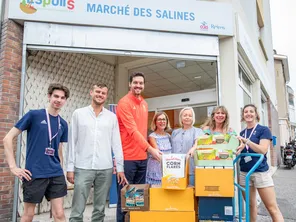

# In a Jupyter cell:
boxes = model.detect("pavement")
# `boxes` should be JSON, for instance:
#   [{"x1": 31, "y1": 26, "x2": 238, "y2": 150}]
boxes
[
  {"x1": 32, "y1": 165, "x2": 296, "y2": 222},
  {"x1": 257, "y1": 165, "x2": 296, "y2": 222}
]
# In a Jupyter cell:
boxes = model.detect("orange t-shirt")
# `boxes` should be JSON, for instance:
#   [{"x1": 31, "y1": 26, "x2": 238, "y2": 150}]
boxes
[{"x1": 116, "y1": 92, "x2": 149, "y2": 160}]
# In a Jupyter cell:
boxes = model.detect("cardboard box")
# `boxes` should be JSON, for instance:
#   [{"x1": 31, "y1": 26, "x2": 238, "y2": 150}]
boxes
[
  {"x1": 194, "y1": 136, "x2": 239, "y2": 167},
  {"x1": 198, "y1": 197, "x2": 234, "y2": 221},
  {"x1": 130, "y1": 211, "x2": 196, "y2": 222},
  {"x1": 162, "y1": 154, "x2": 186, "y2": 178},
  {"x1": 124, "y1": 212, "x2": 130, "y2": 222},
  {"x1": 150, "y1": 186, "x2": 195, "y2": 211},
  {"x1": 121, "y1": 184, "x2": 150, "y2": 211},
  {"x1": 195, "y1": 168, "x2": 234, "y2": 197},
  {"x1": 162, "y1": 156, "x2": 189, "y2": 190}
]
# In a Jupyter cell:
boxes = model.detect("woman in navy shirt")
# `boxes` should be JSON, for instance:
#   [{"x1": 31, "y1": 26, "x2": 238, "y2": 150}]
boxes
[{"x1": 237, "y1": 104, "x2": 283, "y2": 222}]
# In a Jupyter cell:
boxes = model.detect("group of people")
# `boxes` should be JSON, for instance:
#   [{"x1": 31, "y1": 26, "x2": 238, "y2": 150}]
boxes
[{"x1": 3, "y1": 72, "x2": 283, "y2": 222}]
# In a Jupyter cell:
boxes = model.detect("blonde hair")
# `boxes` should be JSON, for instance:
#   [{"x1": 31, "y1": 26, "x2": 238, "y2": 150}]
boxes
[
  {"x1": 202, "y1": 106, "x2": 229, "y2": 133},
  {"x1": 241, "y1": 104, "x2": 260, "y2": 122},
  {"x1": 179, "y1": 107, "x2": 195, "y2": 128},
  {"x1": 151, "y1": 112, "x2": 171, "y2": 131}
]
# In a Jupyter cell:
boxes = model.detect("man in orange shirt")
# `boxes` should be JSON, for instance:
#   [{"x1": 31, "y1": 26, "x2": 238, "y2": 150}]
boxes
[{"x1": 116, "y1": 72, "x2": 161, "y2": 222}]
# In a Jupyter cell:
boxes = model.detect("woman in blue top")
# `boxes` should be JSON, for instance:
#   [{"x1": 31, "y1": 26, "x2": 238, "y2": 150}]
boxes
[
  {"x1": 237, "y1": 104, "x2": 283, "y2": 222},
  {"x1": 146, "y1": 111, "x2": 172, "y2": 185},
  {"x1": 171, "y1": 107, "x2": 204, "y2": 186}
]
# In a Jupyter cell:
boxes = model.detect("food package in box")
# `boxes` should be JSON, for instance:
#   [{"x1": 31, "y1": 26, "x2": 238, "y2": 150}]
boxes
[
  {"x1": 121, "y1": 184, "x2": 150, "y2": 211},
  {"x1": 197, "y1": 135, "x2": 213, "y2": 145},
  {"x1": 162, "y1": 154, "x2": 186, "y2": 178},
  {"x1": 197, "y1": 148, "x2": 217, "y2": 160},
  {"x1": 194, "y1": 136, "x2": 239, "y2": 167}
]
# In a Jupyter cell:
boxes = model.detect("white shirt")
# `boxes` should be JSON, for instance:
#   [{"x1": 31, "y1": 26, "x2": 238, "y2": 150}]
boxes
[{"x1": 66, "y1": 106, "x2": 124, "y2": 172}]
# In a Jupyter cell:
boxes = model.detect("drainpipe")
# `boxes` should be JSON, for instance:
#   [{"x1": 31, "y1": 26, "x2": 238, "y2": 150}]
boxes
[
  {"x1": 12, "y1": 43, "x2": 27, "y2": 222},
  {"x1": 0, "y1": 0, "x2": 5, "y2": 41}
]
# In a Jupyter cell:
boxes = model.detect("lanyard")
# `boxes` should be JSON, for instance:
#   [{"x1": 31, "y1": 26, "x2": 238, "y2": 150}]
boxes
[
  {"x1": 46, "y1": 109, "x2": 60, "y2": 147},
  {"x1": 244, "y1": 124, "x2": 258, "y2": 151}
]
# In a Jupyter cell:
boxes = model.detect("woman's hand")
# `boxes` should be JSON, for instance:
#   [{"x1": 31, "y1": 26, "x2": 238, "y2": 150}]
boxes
[
  {"x1": 236, "y1": 137, "x2": 246, "y2": 155},
  {"x1": 187, "y1": 146, "x2": 197, "y2": 157}
]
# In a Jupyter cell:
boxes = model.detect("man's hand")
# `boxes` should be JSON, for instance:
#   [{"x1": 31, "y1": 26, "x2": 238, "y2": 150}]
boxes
[
  {"x1": 10, "y1": 167, "x2": 32, "y2": 181},
  {"x1": 117, "y1": 172, "x2": 129, "y2": 186},
  {"x1": 67, "y1": 172, "x2": 75, "y2": 184},
  {"x1": 148, "y1": 147, "x2": 162, "y2": 162}
]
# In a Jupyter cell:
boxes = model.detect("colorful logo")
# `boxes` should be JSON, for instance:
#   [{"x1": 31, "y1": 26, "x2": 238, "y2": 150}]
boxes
[
  {"x1": 200, "y1": 21, "x2": 208, "y2": 31},
  {"x1": 20, "y1": 0, "x2": 75, "y2": 14}
]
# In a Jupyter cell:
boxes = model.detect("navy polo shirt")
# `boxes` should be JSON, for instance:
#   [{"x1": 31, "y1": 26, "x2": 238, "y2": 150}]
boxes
[
  {"x1": 239, "y1": 124, "x2": 272, "y2": 173},
  {"x1": 15, "y1": 109, "x2": 68, "y2": 178}
]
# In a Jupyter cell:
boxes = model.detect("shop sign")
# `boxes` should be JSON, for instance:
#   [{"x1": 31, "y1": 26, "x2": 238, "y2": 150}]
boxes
[{"x1": 9, "y1": 0, "x2": 234, "y2": 36}]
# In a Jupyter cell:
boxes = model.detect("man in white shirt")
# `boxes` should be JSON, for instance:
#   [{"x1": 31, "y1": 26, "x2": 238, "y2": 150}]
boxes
[{"x1": 66, "y1": 83, "x2": 127, "y2": 222}]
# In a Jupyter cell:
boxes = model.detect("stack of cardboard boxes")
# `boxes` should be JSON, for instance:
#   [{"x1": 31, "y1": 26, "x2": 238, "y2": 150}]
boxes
[
  {"x1": 121, "y1": 136, "x2": 239, "y2": 222},
  {"x1": 194, "y1": 135, "x2": 239, "y2": 221},
  {"x1": 122, "y1": 154, "x2": 197, "y2": 222}
]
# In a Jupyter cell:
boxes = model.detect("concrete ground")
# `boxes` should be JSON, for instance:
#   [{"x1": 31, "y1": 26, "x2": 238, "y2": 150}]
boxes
[
  {"x1": 257, "y1": 165, "x2": 296, "y2": 222},
  {"x1": 32, "y1": 165, "x2": 296, "y2": 222},
  {"x1": 33, "y1": 204, "x2": 116, "y2": 222}
]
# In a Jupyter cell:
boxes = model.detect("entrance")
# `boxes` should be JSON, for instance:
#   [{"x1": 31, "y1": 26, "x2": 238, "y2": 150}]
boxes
[{"x1": 15, "y1": 22, "x2": 221, "y2": 215}]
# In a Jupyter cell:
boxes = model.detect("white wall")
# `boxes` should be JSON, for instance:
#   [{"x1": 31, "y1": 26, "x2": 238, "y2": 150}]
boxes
[{"x1": 235, "y1": 0, "x2": 277, "y2": 105}]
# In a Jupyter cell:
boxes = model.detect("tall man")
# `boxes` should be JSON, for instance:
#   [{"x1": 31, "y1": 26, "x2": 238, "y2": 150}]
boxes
[
  {"x1": 66, "y1": 83, "x2": 127, "y2": 222},
  {"x1": 3, "y1": 83, "x2": 70, "y2": 222},
  {"x1": 116, "y1": 72, "x2": 162, "y2": 222}
]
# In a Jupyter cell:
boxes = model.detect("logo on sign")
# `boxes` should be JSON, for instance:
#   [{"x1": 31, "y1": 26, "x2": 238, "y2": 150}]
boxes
[
  {"x1": 200, "y1": 21, "x2": 208, "y2": 31},
  {"x1": 19, "y1": 0, "x2": 75, "y2": 14}
]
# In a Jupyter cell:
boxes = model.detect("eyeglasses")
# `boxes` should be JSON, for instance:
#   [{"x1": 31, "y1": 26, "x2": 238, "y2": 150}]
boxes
[{"x1": 157, "y1": 118, "x2": 167, "y2": 122}]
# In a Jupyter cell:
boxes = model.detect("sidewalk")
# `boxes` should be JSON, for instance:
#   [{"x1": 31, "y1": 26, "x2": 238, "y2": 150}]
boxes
[
  {"x1": 257, "y1": 165, "x2": 296, "y2": 222},
  {"x1": 33, "y1": 203, "x2": 116, "y2": 222}
]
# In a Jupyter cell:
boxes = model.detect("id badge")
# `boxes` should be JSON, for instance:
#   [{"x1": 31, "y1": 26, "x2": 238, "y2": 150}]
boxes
[
  {"x1": 45, "y1": 147, "x2": 55, "y2": 156},
  {"x1": 244, "y1": 156, "x2": 252, "y2": 163}
]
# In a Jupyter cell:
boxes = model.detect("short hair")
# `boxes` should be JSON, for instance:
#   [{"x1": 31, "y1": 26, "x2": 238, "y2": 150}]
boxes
[
  {"x1": 202, "y1": 106, "x2": 230, "y2": 133},
  {"x1": 48, "y1": 83, "x2": 70, "y2": 99},
  {"x1": 91, "y1": 83, "x2": 108, "y2": 90},
  {"x1": 241, "y1": 104, "x2": 260, "y2": 122},
  {"x1": 179, "y1": 107, "x2": 195, "y2": 128},
  {"x1": 150, "y1": 111, "x2": 171, "y2": 131},
  {"x1": 129, "y1": 72, "x2": 145, "y2": 83}
]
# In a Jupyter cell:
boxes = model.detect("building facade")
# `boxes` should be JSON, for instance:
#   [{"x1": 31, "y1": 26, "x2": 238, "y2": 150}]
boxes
[
  {"x1": 0, "y1": 0, "x2": 281, "y2": 221},
  {"x1": 274, "y1": 53, "x2": 296, "y2": 146},
  {"x1": 287, "y1": 85, "x2": 296, "y2": 140},
  {"x1": 274, "y1": 53, "x2": 290, "y2": 146}
]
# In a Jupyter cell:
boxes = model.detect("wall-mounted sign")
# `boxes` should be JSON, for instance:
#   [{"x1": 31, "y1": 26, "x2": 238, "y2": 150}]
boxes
[{"x1": 9, "y1": 0, "x2": 234, "y2": 36}]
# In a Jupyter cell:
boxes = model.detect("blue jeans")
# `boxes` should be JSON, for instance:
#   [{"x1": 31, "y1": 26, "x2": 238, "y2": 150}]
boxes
[
  {"x1": 189, "y1": 174, "x2": 195, "y2": 186},
  {"x1": 116, "y1": 159, "x2": 147, "y2": 222}
]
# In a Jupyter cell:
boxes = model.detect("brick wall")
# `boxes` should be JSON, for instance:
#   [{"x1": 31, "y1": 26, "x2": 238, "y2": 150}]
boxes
[{"x1": 0, "y1": 20, "x2": 23, "y2": 222}]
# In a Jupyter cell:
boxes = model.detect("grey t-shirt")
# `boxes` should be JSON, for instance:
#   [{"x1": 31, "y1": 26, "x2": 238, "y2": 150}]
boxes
[{"x1": 171, "y1": 127, "x2": 204, "y2": 175}]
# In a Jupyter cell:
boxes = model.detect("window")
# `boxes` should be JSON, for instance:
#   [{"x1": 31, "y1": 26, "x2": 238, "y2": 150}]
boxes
[
  {"x1": 256, "y1": 0, "x2": 268, "y2": 60},
  {"x1": 238, "y1": 67, "x2": 252, "y2": 107},
  {"x1": 239, "y1": 66, "x2": 252, "y2": 129},
  {"x1": 261, "y1": 98, "x2": 268, "y2": 126},
  {"x1": 288, "y1": 93, "x2": 294, "y2": 106}
]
